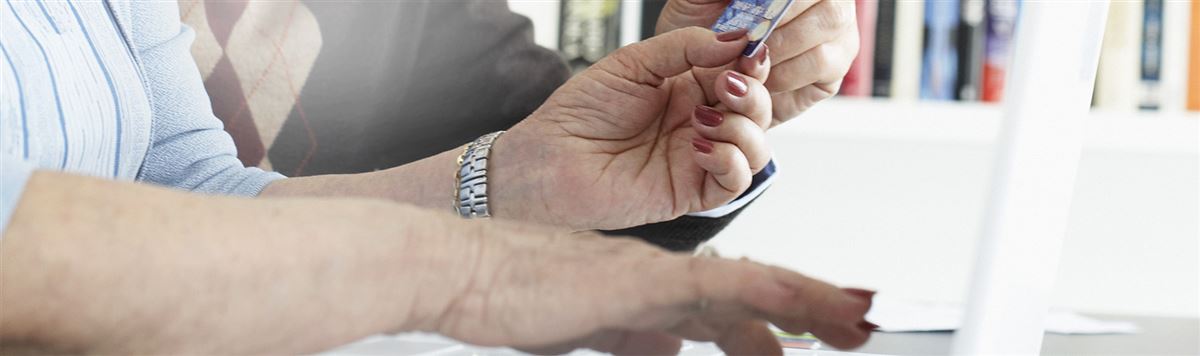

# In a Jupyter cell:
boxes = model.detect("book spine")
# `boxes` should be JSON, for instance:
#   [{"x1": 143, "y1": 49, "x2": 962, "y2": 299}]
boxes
[
  {"x1": 891, "y1": 0, "x2": 924, "y2": 101},
  {"x1": 981, "y1": 0, "x2": 1019, "y2": 103},
  {"x1": 956, "y1": 0, "x2": 986, "y2": 101},
  {"x1": 1159, "y1": 0, "x2": 1191, "y2": 111},
  {"x1": 920, "y1": 0, "x2": 960, "y2": 100},
  {"x1": 841, "y1": 0, "x2": 877, "y2": 96},
  {"x1": 1138, "y1": 0, "x2": 1164, "y2": 111},
  {"x1": 872, "y1": 0, "x2": 897, "y2": 97},
  {"x1": 1189, "y1": 0, "x2": 1200, "y2": 111},
  {"x1": 1094, "y1": 0, "x2": 1143, "y2": 111}
]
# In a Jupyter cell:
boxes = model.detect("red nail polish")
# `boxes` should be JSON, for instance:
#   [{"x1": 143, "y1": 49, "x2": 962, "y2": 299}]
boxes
[
  {"x1": 692, "y1": 138, "x2": 714, "y2": 154},
  {"x1": 858, "y1": 321, "x2": 880, "y2": 331},
  {"x1": 842, "y1": 288, "x2": 877, "y2": 300},
  {"x1": 726, "y1": 72, "x2": 748, "y2": 97},
  {"x1": 716, "y1": 29, "x2": 748, "y2": 42},
  {"x1": 757, "y1": 45, "x2": 770, "y2": 65},
  {"x1": 694, "y1": 106, "x2": 724, "y2": 127}
]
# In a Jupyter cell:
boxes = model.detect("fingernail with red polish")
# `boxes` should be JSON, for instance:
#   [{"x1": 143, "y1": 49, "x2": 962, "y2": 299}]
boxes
[
  {"x1": 842, "y1": 288, "x2": 877, "y2": 301},
  {"x1": 726, "y1": 72, "x2": 748, "y2": 97},
  {"x1": 692, "y1": 137, "x2": 714, "y2": 154},
  {"x1": 858, "y1": 321, "x2": 881, "y2": 331},
  {"x1": 694, "y1": 106, "x2": 724, "y2": 127},
  {"x1": 716, "y1": 28, "x2": 748, "y2": 42},
  {"x1": 757, "y1": 45, "x2": 770, "y2": 65}
]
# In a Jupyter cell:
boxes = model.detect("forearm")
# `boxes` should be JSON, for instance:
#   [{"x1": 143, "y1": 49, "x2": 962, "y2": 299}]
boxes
[
  {"x1": 259, "y1": 129, "x2": 560, "y2": 228},
  {"x1": 260, "y1": 148, "x2": 460, "y2": 215},
  {"x1": 0, "y1": 171, "x2": 479, "y2": 353}
]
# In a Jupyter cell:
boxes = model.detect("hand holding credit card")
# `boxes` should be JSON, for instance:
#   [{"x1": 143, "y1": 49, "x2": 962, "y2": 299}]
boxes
[{"x1": 712, "y1": 0, "x2": 797, "y2": 57}]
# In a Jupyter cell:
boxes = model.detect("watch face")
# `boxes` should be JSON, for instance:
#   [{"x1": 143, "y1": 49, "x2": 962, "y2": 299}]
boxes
[{"x1": 712, "y1": 0, "x2": 796, "y2": 56}]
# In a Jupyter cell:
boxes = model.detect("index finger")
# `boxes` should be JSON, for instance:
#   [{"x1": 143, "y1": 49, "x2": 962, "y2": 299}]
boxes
[{"x1": 648, "y1": 256, "x2": 873, "y2": 348}]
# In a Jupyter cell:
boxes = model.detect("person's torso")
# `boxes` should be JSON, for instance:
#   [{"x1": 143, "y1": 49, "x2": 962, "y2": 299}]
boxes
[{"x1": 0, "y1": 0, "x2": 151, "y2": 180}]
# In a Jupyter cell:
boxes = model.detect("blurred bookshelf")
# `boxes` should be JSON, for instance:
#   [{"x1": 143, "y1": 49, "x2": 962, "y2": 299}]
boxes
[{"x1": 509, "y1": 0, "x2": 1199, "y2": 151}]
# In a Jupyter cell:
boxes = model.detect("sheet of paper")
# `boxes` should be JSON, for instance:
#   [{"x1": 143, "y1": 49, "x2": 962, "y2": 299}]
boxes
[{"x1": 865, "y1": 294, "x2": 1140, "y2": 335}]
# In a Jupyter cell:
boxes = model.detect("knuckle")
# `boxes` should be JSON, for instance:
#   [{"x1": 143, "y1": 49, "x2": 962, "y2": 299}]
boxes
[
  {"x1": 810, "y1": 43, "x2": 837, "y2": 68},
  {"x1": 817, "y1": 0, "x2": 851, "y2": 32},
  {"x1": 680, "y1": 25, "x2": 712, "y2": 39},
  {"x1": 608, "y1": 46, "x2": 645, "y2": 74}
]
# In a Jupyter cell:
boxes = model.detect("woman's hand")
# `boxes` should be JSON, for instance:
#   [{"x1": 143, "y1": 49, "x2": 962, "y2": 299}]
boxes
[
  {"x1": 434, "y1": 225, "x2": 875, "y2": 355},
  {"x1": 656, "y1": 0, "x2": 860, "y2": 126},
  {"x1": 491, "y1": 27, "x2": 774, "y2": 230}
]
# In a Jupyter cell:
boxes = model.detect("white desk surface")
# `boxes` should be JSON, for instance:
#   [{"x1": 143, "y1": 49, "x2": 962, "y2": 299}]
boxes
[{"x1": 322, "y1": 315, "x2": 1198, "y2": 356}]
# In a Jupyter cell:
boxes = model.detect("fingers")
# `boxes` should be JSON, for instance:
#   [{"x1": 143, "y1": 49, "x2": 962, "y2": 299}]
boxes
[
  {"x1": 736, "y1": 44, "x2": 772, "y2": 82},
  {"x1": 763, "y1": 0, "x2": 856, "y2": 65},
  {"x1": 691, "y1": 138, "x2": 753, "y2": 206},
  {"x1": 766, "y1": 39, "x2": 857, "y2": 94},
  {"x1": 594, "y1": 330, "x2": 684, "y2": 356},
  {"x1": 769, "y1": 81, "x2": 841, "y2": 127},
  {"x1": 714, "y1": 320, "x2": 783, "y2": 356},
  {"x1": 693, "y1": 43, "x2": 771, "y2": 107},
  {"x1": 715, "y1": 70, "x2": 773, "y2": 129},
  {"x1": 691, "y1": 106, "x2": 770, "y2": 173},
  {"x1": 759, "y1": 266, "x2": 875, "y2": 349},
  {"x1": 599, "y1": 26, "x2": 749, "y2": 87},
  {"x1": 663, "y1": 257, "x2": 875, "y2": 349}
]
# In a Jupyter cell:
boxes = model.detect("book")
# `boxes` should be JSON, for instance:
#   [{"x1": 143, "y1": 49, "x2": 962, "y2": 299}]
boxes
[
  {"x1": 1159, "y1": 0, "x2": 1191, "y2": 111},
  {"x1": 890, "y1": 0, "x2": 924, "y2": 101},
  {"x1": 1138, "y1": 0, "x2": 1164, "y2": 111},
  {"x1": 1093, "y1": 0, "x2": 1143, "y2": 110},
  {"x1": 920, "y1": 0, "x2": 960, "y2": 100},
  {"x1": 1189, "y1": 0, "x2": 1200, "y2": 111},
  {"x1": 956, "y1": 0, "x2": 986, "y2": 101},
  {"x1": 841, "y1": 0, "x2": 877, "y2": 96},
  {"x1": 872, "y1": 0, "x2": 897, "y2": 97},
  {"x1": 559, "y1": 0, "x2": 622, "y2": 74},
  {"x1": 981, "y1": 0, "x2": 1019, "y2": 103}
]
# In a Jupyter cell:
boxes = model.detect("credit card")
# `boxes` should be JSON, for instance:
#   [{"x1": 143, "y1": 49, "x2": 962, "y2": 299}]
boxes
[{"x1": 711, "y1": 0, "x2": 796, "y2": 56}]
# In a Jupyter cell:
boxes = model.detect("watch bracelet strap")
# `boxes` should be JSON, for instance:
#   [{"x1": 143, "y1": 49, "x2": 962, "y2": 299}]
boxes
[{"x1": 455, "y1": 131, "x2": 504, "y2": 218}]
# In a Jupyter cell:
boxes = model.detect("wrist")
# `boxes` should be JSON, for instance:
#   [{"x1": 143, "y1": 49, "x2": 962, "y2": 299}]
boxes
[
  {"x1": 482, "y1": 125, "x2": 566, "y2": 228},
  {"x1": 386, "y1": 204, "x2": 490, "y2": 333}
]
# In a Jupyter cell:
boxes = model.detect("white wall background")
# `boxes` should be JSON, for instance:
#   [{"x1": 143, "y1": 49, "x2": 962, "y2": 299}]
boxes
[{"x1": 708, "y1": 102, "x2": 1200, "y2": 319}]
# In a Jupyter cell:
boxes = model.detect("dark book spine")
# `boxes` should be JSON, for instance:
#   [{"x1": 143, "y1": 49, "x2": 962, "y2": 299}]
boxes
[
  {"x1": 1139, "y1": 0, "x2": 1164, "y2": 111},
  {"x1": 872, "y1": 0, "x2": 897, "y2": 97},
  {"x1": 955, "y1": 0, "x2": 986, "y2": 101},
  {"x1": 641, "y1": 0, "x2": 667, "y2": 41}
]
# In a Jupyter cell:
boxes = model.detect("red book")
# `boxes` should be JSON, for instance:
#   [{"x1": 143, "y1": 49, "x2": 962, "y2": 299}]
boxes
[
  {"x1": 840, "y1": 0, "x2": 877, "y2": 96},
  {"x1": 1189, "y1": 0, "x2": 1200, "y2": 111},
  {"x1": 982, "y1": 0, "x2": 1019, "y2": 103}
]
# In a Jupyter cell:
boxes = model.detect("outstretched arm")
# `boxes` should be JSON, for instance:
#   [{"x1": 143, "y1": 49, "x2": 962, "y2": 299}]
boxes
[
  {"x1": 1, "y1": 170, "x2": 873, "y2": 354},
  {"x1": 1, "y1": 171, "x2": 477, "y2": 353}
]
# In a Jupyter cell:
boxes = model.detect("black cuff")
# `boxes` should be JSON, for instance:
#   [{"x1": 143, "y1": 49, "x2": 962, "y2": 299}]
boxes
[{"x1": 599, "y1": 186, "x2": 767, "y2": 252}]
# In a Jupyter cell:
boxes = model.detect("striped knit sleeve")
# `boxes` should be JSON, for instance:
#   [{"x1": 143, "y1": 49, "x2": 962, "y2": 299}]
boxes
[
  {"x1": 0, "y1": 155, "x2": 34, "y2": 237},
  {"x1": 128, "y1": 2, "x2": 284, "y2": 196}
]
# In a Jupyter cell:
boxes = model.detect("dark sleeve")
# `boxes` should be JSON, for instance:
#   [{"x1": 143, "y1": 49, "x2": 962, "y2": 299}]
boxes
[
  {"x1": 601, "y1": 160, "x2": 776, "y2": 252},
  {"x1": 270, "y1": 0, "x2": 571, "y2": 176},
  {"x1": 600, "y1": 194, "x2": 763, "y2": 252}
]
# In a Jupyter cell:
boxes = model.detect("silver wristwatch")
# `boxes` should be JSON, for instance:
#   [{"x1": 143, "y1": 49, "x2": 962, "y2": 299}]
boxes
[{"x1": 455, "y1": 131, "x2": 504, "y2": 218}]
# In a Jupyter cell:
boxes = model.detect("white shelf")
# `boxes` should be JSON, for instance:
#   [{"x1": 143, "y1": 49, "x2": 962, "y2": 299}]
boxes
[{"x1": 776, "y1": 98, "x2": 1199, "y2": 156}]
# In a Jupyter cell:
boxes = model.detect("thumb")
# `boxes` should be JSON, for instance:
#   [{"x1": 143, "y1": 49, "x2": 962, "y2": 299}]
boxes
[
  {"x1": 655, "y1": 0, "x2": 730, "y2": 34},
  {"x1": 596, "y1": 27, "x2": 748, "y2": 86}
]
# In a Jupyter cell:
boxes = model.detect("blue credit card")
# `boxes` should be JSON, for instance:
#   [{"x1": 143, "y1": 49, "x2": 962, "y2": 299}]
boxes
[{"x1": 711, "y1": 0, "x2": 796, "y2": 56}]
